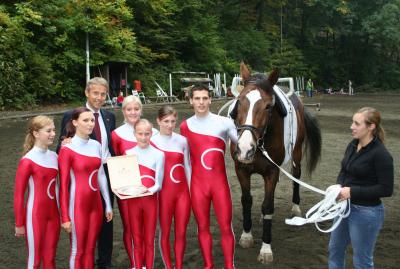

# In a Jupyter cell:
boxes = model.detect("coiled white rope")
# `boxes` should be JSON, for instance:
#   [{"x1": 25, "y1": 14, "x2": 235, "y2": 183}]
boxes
[
  {"x1": 259, "y1": 148, "x2": 350, "y2": 233},
  {"x1": 285, "y1": 185, "x2": 350, "y2": 233}
]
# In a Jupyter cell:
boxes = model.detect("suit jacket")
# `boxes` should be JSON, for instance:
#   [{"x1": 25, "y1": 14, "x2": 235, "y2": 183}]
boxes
[{"x1": 56, "y1": 108, "x2": 116, "y2": 155}]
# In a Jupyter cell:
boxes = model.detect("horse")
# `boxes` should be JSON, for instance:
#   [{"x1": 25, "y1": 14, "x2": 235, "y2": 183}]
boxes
[{"x1": 230, "y1": 62, "x2": 322, "y2": 264}]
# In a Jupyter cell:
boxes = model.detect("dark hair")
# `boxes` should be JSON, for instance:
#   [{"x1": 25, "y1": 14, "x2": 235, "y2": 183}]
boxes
[
  {"x1": 64, "y1": 107, "x2": 91, "y2": 138},
  {"x1": 189, "y1": 83, "x2": 210, "y2": 98},
  {"x1": 157, "y1": 105, "x2": 177, "y2": 120}
]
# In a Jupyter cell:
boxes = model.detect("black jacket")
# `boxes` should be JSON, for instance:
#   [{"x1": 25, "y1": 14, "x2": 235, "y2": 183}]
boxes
[
  {"x1": 337, "y1": 137, "x2": 393, "y2": 206},
  {"x1": 56, "y1": 108, "x2": 116, "y2": 156}
]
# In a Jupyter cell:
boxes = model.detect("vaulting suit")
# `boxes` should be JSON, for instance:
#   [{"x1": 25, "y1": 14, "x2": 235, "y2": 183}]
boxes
[
  {"x1": 14, "y1": 146, "x2": 60, "y2": 269},
  {"x1": 180, "y1": 113, "x2": 237, "y2": 269}
]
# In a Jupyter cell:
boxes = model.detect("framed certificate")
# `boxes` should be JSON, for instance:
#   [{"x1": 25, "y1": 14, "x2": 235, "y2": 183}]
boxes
[{"x1": 107, "y1": 155, "x2": 151, "y2": 199}]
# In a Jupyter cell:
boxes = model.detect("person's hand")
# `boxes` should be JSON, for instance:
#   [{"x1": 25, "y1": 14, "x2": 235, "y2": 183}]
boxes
[
  {"x1": 61, "y1": 221, "x2": 72, "y2": 233},
  {"x1": 61, "y1": 137, "x2": 72, "y2": 146},
  {"x1": 105, "y1": 212, "x2": 113, "y2": 222},
  {"x1": 338, "y1": 187, "x2": 351, "y2": 201},
  {"x1": 15, "y1": 226, "x2": 25, "y2": 237}
]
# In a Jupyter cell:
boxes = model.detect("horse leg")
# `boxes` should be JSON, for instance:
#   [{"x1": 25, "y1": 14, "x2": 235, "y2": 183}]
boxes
[
  {"x1": 235, "y1": 164, "x2": 254, "y2": 249},
  {"x1": 291, "y1": 145, "x2": 303, "y2": 217},
  {"x1": 258, "y1": 169, "x2": 279, "y2": 264}
]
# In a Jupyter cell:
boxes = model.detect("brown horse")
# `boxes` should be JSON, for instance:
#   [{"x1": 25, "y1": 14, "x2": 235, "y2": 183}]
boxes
[{"x1": 230, "y1": 63, "x2": 321, "y2": 263}]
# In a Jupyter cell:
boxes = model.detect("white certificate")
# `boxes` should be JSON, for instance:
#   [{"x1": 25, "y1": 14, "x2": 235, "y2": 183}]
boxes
[{"x1": 107, "y1": 155, "x2": 151, "y2": 199}]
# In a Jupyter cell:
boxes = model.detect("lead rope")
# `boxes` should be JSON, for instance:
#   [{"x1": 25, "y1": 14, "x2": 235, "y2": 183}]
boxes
[{"x1": 259, "y1": 148, "x2": 351, "y2": 233}]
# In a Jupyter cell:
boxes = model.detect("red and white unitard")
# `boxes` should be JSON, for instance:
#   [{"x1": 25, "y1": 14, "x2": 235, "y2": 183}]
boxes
[
  {"x1": 111, "y1": 122, "x2": 137, "y2": 268},
  {"x1": 58, "y1": 136, "x2": 112, "y2": 269},
  {"x1": 111, "y1": 123, "x2": 159, "y2": 268},
  {"x1": 180, "y1": 112, "x2": 238, "y2": 269},
  {"x1": 151, "y1": 132, "x2": 191, "y2": 269},
  {"x1": 125, "y1": 145, "x2": 164, "y2": 269},
  {"x1": 14, "y1": 146, "x2": 60, "y2": 269}
]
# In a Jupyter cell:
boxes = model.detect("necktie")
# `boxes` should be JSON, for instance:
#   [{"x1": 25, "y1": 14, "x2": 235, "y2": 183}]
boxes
[{"x1": 93, "y1": 112, "x2": 102, "y2": 144}]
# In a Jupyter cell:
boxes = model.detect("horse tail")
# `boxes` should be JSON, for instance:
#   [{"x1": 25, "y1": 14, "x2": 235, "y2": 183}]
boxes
[{"x1": 303, "y1": 108, "x2": 322, "y2": 175}]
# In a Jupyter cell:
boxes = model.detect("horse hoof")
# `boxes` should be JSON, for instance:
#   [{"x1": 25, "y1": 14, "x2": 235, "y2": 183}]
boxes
[
  {"x1": 291, "y1": 204, "x2": 302, "y2": 217},
  {"x1": 258, "y1": 243, "x2": 273, "y2": 264},
  {"x1": 258, "y1": 252, "x2": 273, "y2": 264},
  {"x1": 239, "y1": 231, "x2": 254, "y2": 248}
]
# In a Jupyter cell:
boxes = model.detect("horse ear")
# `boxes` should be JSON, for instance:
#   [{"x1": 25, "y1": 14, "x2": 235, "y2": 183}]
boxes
[
  {"x1": 240, "y1": 61, "x2": 251, "y2": 81},
  {"x1": 268, "y1": 69, "x2": 279, "y2": 86}
]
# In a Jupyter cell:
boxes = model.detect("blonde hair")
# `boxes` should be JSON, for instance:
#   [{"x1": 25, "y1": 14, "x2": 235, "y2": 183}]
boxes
[
  {"x1": 357, "y1": 107, "x2": 385, "y2": 143},
  {"x1": 134, "y1": 118, "x2": 153, "y2": 130},
  {"x1": 122, "y1": 95, "x2": 142, "y2": 110},
  {"x1": 23, "y1": 115, "x2": 54, "y2": 155}
]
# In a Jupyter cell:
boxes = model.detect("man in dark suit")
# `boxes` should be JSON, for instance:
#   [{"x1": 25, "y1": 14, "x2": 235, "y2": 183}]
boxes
[{"x1": 57, "y1": 77, "x2": 116, "y2": 269}]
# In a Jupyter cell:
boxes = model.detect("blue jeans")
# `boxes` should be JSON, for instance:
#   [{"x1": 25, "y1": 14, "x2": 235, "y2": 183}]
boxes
[{"x1": 328, "y1": 203, "x2": 384, "y2": 269}]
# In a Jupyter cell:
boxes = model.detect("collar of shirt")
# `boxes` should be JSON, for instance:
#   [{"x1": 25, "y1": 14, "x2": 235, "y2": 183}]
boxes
[{"x1": 85, "y1": 102, "x2": 99, "y2": 113}]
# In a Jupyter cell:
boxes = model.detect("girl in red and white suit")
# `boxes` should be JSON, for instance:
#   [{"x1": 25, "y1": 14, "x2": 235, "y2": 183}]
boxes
[
  {"x1": 14, "y1": 116, "x2": 60, "y2": 269},
  {"x1": 125, "y1": 119, "x2": 164, "y2": 269},
  {"x1": 151, "y1": 105, "x2": 191, "y2": 269},
  {"x1": 58, "y1": 108, "x2": 113, "y2": 269},
  {"x1": 111, "y1": 95, "x2": 158, "y2": 268}
]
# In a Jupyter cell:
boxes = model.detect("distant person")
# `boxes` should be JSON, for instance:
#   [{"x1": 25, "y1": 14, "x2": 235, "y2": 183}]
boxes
[
  {"x1": 58, "y1": 107, "x2": 113, "y2": 269},
  {"x1": 328, "y1": 107, "x2": 393, "y2": 269},
  {"x1": 306, "y1": 78, "x2": 314, "y2": 97},
  {"x1": 349, "y1": 80, "x2": 354, "y2": 95},
  {"x1": 324, "y1": 88, "x2": 332, "y2": 94},
  {"x1": 116, "y1": 91, "x2": 124, "y2": 107},
  {"x1": 14, "y1": 116, "x2": 60, "y2": 269},
  {"x1": 180, "y1": 84, "x2": 238, "y2": 269},
  {"x1": 125, "y1": 119, "x2": 165, "y2": 269},
  {"x1": 56, "y1": 77, "x2": 116, "y2": 269},
  {"x1": 151, "y1": 105, "x2": 191, "y2": 269}
]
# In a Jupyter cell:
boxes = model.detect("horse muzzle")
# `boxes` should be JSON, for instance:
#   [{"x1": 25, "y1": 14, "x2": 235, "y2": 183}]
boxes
[{"x1": 235, "y1": 144, "x2": 256, "y2": 164}]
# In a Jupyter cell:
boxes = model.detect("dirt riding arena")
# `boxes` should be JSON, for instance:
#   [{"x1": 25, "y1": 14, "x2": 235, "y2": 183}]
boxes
[{"x1": 0, "y1": 93, "x2": 399, "y2": 268}]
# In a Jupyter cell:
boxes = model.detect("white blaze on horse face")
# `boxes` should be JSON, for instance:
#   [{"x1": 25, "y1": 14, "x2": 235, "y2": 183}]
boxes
[{"x1": 237, "y1": 90, "x2": 261, "y2": 160}]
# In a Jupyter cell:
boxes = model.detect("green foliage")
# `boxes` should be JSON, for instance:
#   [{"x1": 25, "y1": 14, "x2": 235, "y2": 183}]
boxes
[
  {"x1": 267, "y1": 40, "x2": 311, "y2": 78},
  {"x1": 0, "y1": 1, "x2": 137, "y2": 109},
  {"x1": 1, "y1": 0, "x2": 399, "y2": 109}
]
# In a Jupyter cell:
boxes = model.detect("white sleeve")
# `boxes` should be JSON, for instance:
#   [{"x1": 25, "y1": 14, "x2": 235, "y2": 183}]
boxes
[
  {"x1": 183, "y1": 139, "x2": 192, "y2": 187},
  {"x1": 148, "y1": 152, "x2": 165, "y2": 194},
  {"x1": 226, "y1": 117, "x2": 238, "y2": 144},
  {"x1": 98, "y1": 163, "x2": 112, "y2": 213}
]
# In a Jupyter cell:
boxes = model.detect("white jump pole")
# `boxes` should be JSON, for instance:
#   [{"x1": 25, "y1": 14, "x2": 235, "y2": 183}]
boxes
[
  {"x1": 85, "y1": 32, "x2": 90, "y2": 83},
  {"x1": 223, "y1": 73, "x2": 226, "y2": 96},
  {"x1": 169, "y1": 73, "x2": 173, "y2": 97}
]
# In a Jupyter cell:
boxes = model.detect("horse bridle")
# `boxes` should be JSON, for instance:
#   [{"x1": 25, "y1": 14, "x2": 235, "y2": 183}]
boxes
[{"x1": 235, "y1": 83, "x2": 275, "y2": 149}]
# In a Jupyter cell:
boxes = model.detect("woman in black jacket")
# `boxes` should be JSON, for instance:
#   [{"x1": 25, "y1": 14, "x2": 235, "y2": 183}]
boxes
[{"x1": 328, "y1": 107, "x2": 394, "y2": 269}]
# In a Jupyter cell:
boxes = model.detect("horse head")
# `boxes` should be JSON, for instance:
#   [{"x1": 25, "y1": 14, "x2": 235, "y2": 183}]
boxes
[{"x1": 233, "y1": 62, "x2": 279, "y2": 163}]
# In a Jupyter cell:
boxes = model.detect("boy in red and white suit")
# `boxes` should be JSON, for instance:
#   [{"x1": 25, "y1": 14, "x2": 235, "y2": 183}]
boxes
[{"x1": 180, "y1": 84, "x2": 238, "y2": 269}]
